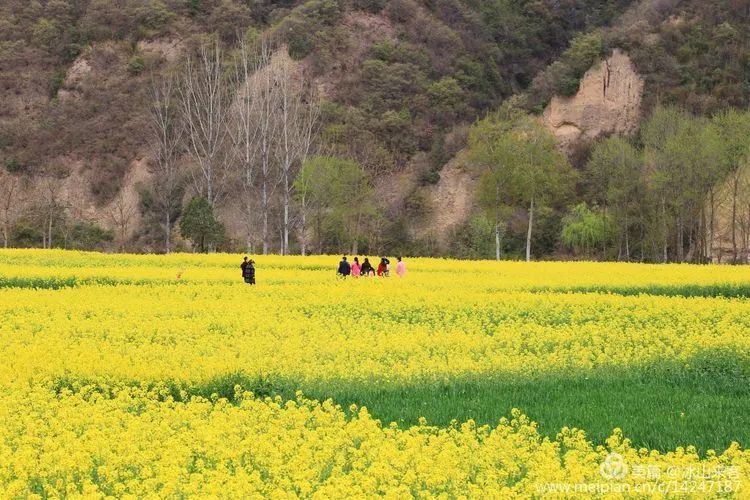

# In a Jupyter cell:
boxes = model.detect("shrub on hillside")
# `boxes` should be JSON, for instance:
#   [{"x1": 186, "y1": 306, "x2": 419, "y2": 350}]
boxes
[
  {"x1": 127, "y1": 56, "x2": 145, "y2": 75},
  {"x1": 348, "y1": 0, "x2": 386, "y2": 14},
  {"x1": 527, "y1": 31, "x2": 607, "y2": 110},
  {"x1": 179, "y1": 197, "x2": 225, "y2": 253},
  {"x1": 66, "y1": 222, "x2": 115, "y2": 251}
]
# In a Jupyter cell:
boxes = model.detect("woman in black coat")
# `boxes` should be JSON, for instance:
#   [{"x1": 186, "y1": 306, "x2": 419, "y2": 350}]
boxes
[
  {"x1": 360, "y1": 257, "x2": 375, "y2": 276},
  {"x1": 241, "y1": 257, "x2": 256, "y2": 284}
]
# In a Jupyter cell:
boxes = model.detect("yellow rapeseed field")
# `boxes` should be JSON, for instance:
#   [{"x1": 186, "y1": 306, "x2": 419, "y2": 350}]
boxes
[{"x1": 0, "y1": 249, "x2": 748, "y2": 497}]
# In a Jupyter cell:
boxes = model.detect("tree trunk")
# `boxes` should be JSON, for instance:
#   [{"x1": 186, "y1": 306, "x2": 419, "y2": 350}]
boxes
[
  {"x1": 165, "y1": 212, "x2": 171, "y2": 254},
  {"x1": 282, "y1": 181, "x2": 290, "y2": 256},
  {"x1": 300, "y1": 205, "x2": 307, "y2": 256},
  {"x1": 639, "y1": 210, "x2": 645, "y2": 263},
  {"x1": 699, "y1": 204, "x2": 706, "y2": 264},
  {"x1": 602, "y1": 205, "x2": 608, "y2": 257},
  {"x1": 732, "y1": 175, "x2": 739, "y2": 263},
  {"x1": 661, "y1": 197, "x2": 668, "y2": 263},
  {"x1": 624, "y1": 211, "x2": 630, "y2": 262},
  {"x1": 47, "y1": 215, "x2": 53, "y2": 249},
  {"x1": 708, "y1": 189, "x2": 715, "y2": 263},
  {"x1": 351, "y1": 211, "x2": 363, "y2": 257},
  {"x1": 495, "y1": 185, "x2": 501, "y2": 261},
  {"x1": 677, "y1": 211, "x2": 684, "y2": 263},
  {"x1": 688, "y1": 212, "x2": 695, "y2": 263},
  {"x1": 495, "y1": 222, "x2": 501, "y2": 261},
  {"x1": 525, "y1": 197, "x2": 534, "y2": 262},
  {"x1": 316, "y1": 208, "x2": 323, "y2": 255},
  {"x1": 262, "y1": 181, "x2": 269, "y2": 255}
]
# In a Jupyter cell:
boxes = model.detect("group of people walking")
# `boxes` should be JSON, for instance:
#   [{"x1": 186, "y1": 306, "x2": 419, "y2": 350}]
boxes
[
  {"x1": 337, "y1": 256, "x2": 406, "y2": 278},
  {"x1": 240, "y1": 254, "x2": 406, "y2": 285}
]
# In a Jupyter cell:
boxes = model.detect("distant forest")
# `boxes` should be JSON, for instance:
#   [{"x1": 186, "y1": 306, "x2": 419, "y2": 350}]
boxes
[{"x1": 1, "y1": 0, "x2": 749, "y2": 261}]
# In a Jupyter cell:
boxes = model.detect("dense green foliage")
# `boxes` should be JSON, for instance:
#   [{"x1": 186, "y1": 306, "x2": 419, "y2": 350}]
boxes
[
  {"x1": 308, "y1": 0, "x2": 635, "y2": 172},
  {"x1": 583, "y1": 106, "x2": 750, "y2": 263},
  {"x1": 464, "y1": 104, "x2": 750, "y2": 263},
  {"x1": 527, "y1": 1, "x2": 750, "y2": 114},
  {"x1": 561, "y1": 203, "x2": 614, "y2": 257},
  {"x1": 0, "y1": 0, "x2": 634, "y2": 180},
  {"x1": 295, "y1": 155, "x2": 378, "y2": 254},
  {"x1": 469, "y1": 107, "x2": 573, "y2": 260},
  {"x1": 1, "y1": 0, "x2": 750, "y2": 257},
  {"x1": 610, "y1": 2, "x2": 750, "y2": 114},
  {"x1": 179, "y1": 196, "x2": 225, "y2": 252}
]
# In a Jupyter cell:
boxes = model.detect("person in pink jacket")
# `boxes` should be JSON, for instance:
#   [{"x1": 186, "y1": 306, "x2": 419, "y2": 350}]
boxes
[
  {"x1": 395, "y1": 256, "x2": 406, "y2": 278},
  {"x1": 351, "y1": 257, "x2": 361, "y2": 277}
]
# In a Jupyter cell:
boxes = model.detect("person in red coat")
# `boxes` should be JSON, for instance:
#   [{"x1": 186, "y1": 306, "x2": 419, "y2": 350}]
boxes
[{"x1": 377, "y1": 258, "x2": 387, "y2": 277}]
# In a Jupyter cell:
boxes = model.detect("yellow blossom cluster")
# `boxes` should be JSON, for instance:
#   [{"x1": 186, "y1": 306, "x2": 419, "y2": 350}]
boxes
[
  {"x1": 0, "y1": 388, "x2": 747, "y2": 498},
  {"x1": 3, "y1": 249, "x2": 750, "y2": 290},
  {"x1": 0, "y1": 249, "x2": 748, "y2": 497}
]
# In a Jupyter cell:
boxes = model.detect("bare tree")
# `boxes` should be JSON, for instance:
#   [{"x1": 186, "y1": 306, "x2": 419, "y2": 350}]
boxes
[
  {"x1": 0, "y1": 171, "x2": 20, "y2": 248},
  {"x1": 295, "y1": 142, "x2": 337, "y2": 255},
  {"x1": 36, "y1": 176, "x2": 65, "y2": 249},
  {"x1": 149, "y1": 72, "x2": 184, "y2": 253},
  {"x1": 179, "y1": 37, "x2": 232, "y2": 209},
  {"x1": 230, "y1": 39, "x2": 278, "y2": 254},
  {"x1": 254, "y1": 43, "x2": 279, "y2": 255},
  {"x1": 108, "y1": 189, "x2": 136, "y2": 252},
  {"x1": 229, "y1": 37, "x2": 267, "y2": 252},
  {"x1": 231, "y1": 38, "x2": 282, "y2": 255},
  {"x1": 272, "y1": 56, "x2": 319, "y2": 255},
  {"x1": 296, "y1": 176, "x2": 311, "y2": 255},
  {"x1": 230, "y1": 38, "x2": 320, "y2": 255},
  {"x1": 739, "y1": 165, "x2": 750, "y2": 263}
]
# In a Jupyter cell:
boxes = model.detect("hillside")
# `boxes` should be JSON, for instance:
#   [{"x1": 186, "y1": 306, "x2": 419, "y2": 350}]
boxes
[{"x1": 1, "y1": 0, "x2": 749, "y2": 259}]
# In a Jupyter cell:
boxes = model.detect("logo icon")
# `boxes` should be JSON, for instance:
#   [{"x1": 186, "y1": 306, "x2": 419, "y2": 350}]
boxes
[{"x1": 600, "y1": 452, "x2": 629, "y2": 480}]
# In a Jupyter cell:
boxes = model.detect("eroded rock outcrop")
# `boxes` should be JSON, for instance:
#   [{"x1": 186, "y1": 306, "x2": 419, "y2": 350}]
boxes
[
  {"x1": 408, "y1": 151, "x2": 479, "y2": 244},
  {"x1": 705, "y1": 165, "x2": 750, "y2": 264},
  {"x1": 57, "y1": 55, "x2": 92, "y2": 101},
  {"x1": 543, "y1": 49, "x2": 644, "y2": 151},
  {"x1": 137, "y1": 37, "x2": 183, "y2": 63}
]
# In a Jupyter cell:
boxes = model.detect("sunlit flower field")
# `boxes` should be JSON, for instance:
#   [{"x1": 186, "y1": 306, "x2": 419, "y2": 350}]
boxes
[{"x1": 0, "y1": 249, "x2": 749, "y2": 497}]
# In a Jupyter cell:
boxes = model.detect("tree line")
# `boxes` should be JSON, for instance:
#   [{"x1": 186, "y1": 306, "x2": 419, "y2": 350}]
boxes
[
  {"x1": 145, "y1": 35, "x2": 385, "y2": 255},
  {"x1": 468, "y1": 105, "x2": 750, "y2": 263},
  {"x1": 3, "y1": 31, "x2": 750, "y2": 260}
]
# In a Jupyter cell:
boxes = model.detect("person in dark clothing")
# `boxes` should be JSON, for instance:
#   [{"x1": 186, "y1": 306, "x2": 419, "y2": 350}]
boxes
[
  {"x1": 360, "y1": 257, "x2": 374, "y2": 276},
  {"x1": 337, "y1": 256, "x2": 351, "y2": 277},
  {"x1": 241, "y1": 257, "x2": 256, "y2": 284}
]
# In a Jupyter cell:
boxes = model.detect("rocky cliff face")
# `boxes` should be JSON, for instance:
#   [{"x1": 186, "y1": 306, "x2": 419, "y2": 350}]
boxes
[
  {"x1": 417, "y1": 151, "x2": 479, "y2": 244},
  {"x1": 543, "y1": 49, "x2": 644, "y2": 151},
  {"x1": 707, "y1": 166, "x2": 750, "y2": 264}
]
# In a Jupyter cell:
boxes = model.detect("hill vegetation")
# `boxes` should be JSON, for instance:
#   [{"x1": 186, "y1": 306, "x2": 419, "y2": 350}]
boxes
[{"x1": 1, "y1": 0, "x2": 749, "y2": 260}]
